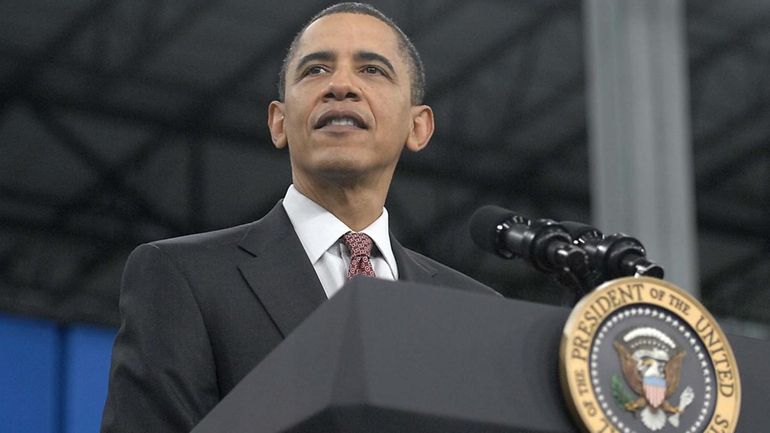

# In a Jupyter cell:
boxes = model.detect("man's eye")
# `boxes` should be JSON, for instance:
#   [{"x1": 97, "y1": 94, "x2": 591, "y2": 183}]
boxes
[
  {"x1": 362, "y1": 65, "x2": 384, "y2": 75},
  {"x1": 305, "y1": 66, "x2": 327, "y2": 76}
]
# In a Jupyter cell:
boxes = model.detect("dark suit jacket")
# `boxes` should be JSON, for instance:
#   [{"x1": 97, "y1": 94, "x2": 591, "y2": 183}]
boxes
[{"x1": 101, "y1": 202, "x2": 497, "y2": 433}]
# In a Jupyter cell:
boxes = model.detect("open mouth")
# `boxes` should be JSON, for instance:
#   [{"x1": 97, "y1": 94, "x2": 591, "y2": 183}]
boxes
[{"x1": 314, "y1": 111, "x2": 368, "y2": 129}]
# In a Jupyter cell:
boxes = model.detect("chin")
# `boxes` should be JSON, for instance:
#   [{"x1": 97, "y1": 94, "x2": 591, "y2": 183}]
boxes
[
  {"x1": 316, "y1": 161, "x2": 369, "y2": 182},
  {"x1": 295, "y1": 150, "x2": 396, "y2": 184},
  {"x1": 313, "y1": 150, "x2": 369, "y2": 170}
]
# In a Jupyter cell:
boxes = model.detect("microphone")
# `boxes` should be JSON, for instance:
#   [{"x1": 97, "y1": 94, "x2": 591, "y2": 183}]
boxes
[
  {"x1": 469, "y1": 205, "x2": 588, "y2": 275},
  {"x1": 559, "y1": 221, "x2": 664, "y2": 280}
]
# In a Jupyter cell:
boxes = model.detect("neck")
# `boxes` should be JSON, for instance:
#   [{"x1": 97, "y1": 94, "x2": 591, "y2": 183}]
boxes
[{"x1": 294, "y1": 177, "x2": 388, "y2": 231}]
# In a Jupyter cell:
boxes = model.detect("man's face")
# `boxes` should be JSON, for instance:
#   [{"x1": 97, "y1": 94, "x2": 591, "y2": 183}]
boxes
[{"x1": 268, "y1": 13, "x2": 433, "y2": 187}]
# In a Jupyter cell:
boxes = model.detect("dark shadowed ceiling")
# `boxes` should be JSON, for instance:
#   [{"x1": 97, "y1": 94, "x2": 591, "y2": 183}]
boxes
[{"x1": 0, "y1": 0, "x2": 768, "y2": 335}]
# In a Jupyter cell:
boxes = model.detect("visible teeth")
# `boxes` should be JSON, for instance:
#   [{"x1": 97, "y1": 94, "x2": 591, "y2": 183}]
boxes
[{"x1": 328, "y1": 117, "x2": 356, "y2": 126}]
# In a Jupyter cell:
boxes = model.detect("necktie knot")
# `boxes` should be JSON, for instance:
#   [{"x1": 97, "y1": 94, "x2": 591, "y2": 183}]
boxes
[
  {"x1": 342, "y1": 232, "x2": 376, "y2": 279},
  {"x1": 343, "y1": 232, "x2": 373, "y2": 257}
]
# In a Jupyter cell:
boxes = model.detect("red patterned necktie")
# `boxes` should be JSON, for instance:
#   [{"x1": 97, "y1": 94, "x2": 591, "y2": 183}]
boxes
[{"x1": 342, "y1": 232, "x2": 376, "y2": 279}]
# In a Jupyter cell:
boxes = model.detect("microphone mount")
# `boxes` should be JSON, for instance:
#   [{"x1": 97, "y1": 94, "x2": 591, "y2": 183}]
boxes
[
  {"x1": 470, "y1": 205, "x2": 666, "y2": 304},
  {"x1": 560, "y1": 221, "x2": 664, "y2": 283},
  {"x1": 471, "y1": 206, "x2": 591, "y2": 301},
  {"x1": 497, "y1": 217, "x2": 588, "y2": 276}
]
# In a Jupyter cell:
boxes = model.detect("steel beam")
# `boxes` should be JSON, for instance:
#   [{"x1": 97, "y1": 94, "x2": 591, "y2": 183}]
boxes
[{"x1": 584, "y1": 0, "x2": 698, "y2": 292}]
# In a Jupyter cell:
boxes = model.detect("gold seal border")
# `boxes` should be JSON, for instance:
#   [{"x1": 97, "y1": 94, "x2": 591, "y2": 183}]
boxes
[{"x1": 559, "y1": 276, "x2": 741, "y2": 433}]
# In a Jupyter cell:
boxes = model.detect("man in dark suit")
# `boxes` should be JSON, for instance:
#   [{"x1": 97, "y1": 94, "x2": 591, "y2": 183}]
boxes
[{"x1": 101, "y1": 3, "x2": 497, "y2": 432}]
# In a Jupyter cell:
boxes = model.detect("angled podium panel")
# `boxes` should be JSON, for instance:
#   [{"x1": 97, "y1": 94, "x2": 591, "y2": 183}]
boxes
[
  {"x1": 193, "y1": 278, "x2": 575, "y2": 432},
  {"x1": 192, "y1": 278, "x2": 769, "y2": 433}
]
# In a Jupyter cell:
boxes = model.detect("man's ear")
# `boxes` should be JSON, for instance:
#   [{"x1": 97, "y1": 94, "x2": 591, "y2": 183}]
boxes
[
  {"x1": 268, "y1": 101, "x2": 288, "y2": 149},
  {"x1": 405, "y1": 105, "x2": 434, "y2": 152}
]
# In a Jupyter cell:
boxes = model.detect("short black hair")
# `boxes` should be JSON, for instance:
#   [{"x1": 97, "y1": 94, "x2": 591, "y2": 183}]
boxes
[{"x1": 277, "y1": 2, "x2": 426, "y2": 105}]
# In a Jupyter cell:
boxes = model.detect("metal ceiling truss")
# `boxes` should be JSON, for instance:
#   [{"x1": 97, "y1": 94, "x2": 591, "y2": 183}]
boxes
[{"x1": 0, "y1": 0, "x2": 768, "y2": 329}]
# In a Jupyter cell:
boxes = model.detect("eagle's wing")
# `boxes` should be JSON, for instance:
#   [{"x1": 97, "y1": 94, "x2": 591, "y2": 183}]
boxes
[
  {"x1": 665, "y1": 350, "x2": 686, "y2": 397},
  {"x1": 613, "y1": 340, "x2": 643, "y2": 394}
]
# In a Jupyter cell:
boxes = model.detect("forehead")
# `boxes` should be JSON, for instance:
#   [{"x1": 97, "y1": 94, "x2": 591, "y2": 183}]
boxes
[{"x1": 292, "y1": 13, "x2": 405, "y2": 67}]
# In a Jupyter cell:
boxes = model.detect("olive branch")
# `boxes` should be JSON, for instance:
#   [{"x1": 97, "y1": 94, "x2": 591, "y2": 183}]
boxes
[{"x1": 611, "y1": 374, "x2": 634, "y2": 407}]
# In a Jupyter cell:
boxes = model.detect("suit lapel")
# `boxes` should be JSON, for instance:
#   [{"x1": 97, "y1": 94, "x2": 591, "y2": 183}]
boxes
[
  {"x1": 237, "y1": 204, "x2": 437, "y2": 336},
  {"x1": 237, "y1": 202, "x2": 326, "y2": 338}
]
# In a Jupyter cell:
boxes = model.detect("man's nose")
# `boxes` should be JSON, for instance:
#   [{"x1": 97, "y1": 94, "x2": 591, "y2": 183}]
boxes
[{"x1": 324, "y1": 69, "x2": 360, "y2": 101}]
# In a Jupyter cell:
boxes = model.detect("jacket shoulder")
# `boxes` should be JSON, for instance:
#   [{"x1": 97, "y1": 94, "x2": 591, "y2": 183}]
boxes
[
  {"x1": 403, "y1": 249, "x2": 500, "y2": 297},
  {"x1": 149, "y1": 222, "x2": 253, "y2": 251}
]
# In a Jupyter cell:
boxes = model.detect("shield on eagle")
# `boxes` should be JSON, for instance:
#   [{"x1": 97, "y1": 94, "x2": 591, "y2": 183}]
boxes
[{"x1": 643, "y1": 376, "x2": 666, "y2": 408}]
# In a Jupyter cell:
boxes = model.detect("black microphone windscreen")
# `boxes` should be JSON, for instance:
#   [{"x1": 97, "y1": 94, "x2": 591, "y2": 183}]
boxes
[{"x1": 469, "y1": 205, "x2": 517, "y2": 254}]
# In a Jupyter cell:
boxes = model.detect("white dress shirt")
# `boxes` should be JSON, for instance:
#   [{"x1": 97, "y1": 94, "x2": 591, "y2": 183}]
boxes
[{"x1": 281, "y1": 185, "x2": 398, "y2": 299}]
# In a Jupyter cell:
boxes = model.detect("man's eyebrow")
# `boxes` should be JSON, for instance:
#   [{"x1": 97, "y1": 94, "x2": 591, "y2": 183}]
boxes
[
  {"x1": 354, "y1": 51, "x2": 396, "y2": 75},
  {"x1": 294, "y1": 50, "x2": 397, "y2": 76},
  {"x1": 295, "y1": 51, "x2": 335, "y2": 74}
]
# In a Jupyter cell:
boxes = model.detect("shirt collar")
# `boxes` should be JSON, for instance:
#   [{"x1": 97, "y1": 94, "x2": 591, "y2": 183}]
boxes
[{"x1": 282, "y1": 185, "x2": 398, "y2": 276}]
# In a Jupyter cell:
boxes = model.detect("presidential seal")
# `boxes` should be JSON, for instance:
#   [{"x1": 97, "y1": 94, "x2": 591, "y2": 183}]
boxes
[{"x1": 560, "y1": 277, "x2": 740, "y2": 433}]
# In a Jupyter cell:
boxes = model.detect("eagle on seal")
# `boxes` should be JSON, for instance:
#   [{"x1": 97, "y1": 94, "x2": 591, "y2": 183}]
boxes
[{"x1": 613, "y1": 327, "x2": 688, "y2": 430}]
